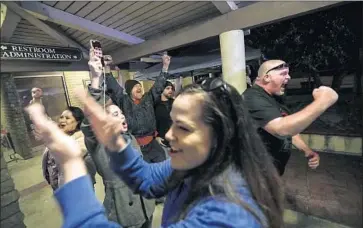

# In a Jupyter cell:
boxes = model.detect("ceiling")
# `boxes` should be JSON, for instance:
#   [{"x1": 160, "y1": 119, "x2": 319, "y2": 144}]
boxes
[
  {"x1": 6, "y1": 1, "x2": 226, "y2": 52},
  {"x1": 1, "y1": 1, "x2": 342, "y2": 76}
]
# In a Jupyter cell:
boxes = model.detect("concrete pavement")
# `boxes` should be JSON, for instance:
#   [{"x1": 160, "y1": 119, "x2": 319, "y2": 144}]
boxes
[{"x1": 3, "y1": 148, "x2": 357, "y2": 228}]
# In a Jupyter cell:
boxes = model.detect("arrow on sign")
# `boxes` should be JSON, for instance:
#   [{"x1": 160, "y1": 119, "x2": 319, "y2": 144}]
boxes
[{"x1": 1, "y1": 45, "x2": 8, "y2": 50}]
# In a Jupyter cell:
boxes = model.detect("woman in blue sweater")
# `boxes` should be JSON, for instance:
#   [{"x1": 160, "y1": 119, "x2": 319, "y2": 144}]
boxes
[{"x1": 27, "y1": 77, "x2": 284, "y2": 228}]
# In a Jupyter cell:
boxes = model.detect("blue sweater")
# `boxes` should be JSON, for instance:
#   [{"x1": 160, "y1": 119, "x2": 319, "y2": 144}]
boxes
[{"x1": 55, "y1": 143, "x2": 265, "y2": 227}]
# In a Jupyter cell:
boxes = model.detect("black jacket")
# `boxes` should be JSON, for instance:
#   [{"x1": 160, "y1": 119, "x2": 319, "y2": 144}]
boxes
[{"x1": 103, "y1": 72, "x2": 168, "y2": 137}]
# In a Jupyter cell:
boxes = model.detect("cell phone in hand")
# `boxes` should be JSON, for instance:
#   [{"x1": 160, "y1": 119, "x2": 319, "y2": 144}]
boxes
[{"x1": 90, "y1": 39, "x2": 104, "y2": 67}]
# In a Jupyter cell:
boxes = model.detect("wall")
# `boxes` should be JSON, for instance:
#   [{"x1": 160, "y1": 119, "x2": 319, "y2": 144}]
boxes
[
  {"x1": 1, "y1": 86, "x2": 7, "y2": 128},
  {"x1": 301, "y1": 134, "x2": 362, "y2": 156},
  {"x1": 63, "y1": 70, "x2": 119, "y2": 108},
  {"x1": 141, "y1": 77, "x2": 194, "y2": 93},
  {"x1": 63, "y1": 71, "x2": 90, "y2": 108},
  {"x1": 0, "y1": 151, "x2": 26, "y2": 228}
]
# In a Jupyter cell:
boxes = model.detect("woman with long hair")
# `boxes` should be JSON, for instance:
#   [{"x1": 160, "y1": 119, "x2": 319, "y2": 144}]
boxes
[
  {"x1": 29, "y1": 77, "x2": 284, "y2": 227},
  {"x1": 41, "y1": 106, "x2": 96, "y2": 191}
]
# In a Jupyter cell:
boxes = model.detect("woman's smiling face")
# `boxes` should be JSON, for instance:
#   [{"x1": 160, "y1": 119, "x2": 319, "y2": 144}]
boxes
[
  {"x1": 58, "y1": 110, "x2": 78, "y2": 134},
  {"x1": 165, "y1": 94, "x2": 213, "y2": 170}
]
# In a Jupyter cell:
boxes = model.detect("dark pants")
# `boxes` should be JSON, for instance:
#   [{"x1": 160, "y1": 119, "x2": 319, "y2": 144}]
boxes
[
  {"x1": 140, "y1": 138, "x2": 166, "y2": 163},
  {"x1": 140, "y1": 139, "x2": 166, "y2": 204},
  {"x1": 272, "y1": 150, "x2": 291, "y2": 176}
]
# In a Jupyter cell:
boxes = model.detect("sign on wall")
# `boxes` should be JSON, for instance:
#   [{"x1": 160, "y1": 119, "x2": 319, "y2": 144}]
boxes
[{"x1": 0, "y1": 43, "x2": 83, "y2": 61}]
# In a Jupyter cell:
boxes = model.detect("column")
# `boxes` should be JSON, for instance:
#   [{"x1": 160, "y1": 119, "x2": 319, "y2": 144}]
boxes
[
  {"x1": 1, "y1": 73, "x2": 33, "y2": 159},
  {"x1": 0, "y1": 3, "x2": 6, "y2": 28},
  {"x1": 219, "y1": 30, "x2": 247, "y2": 94}
]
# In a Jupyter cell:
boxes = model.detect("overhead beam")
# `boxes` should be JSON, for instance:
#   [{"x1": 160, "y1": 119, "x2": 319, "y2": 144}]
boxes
[
  {"x1": 19, "y1": 1, "x2": 145, "y2": 45},
  {"x1": 3, "y1": 2, "x2": 89, "y2": 59},
  {"x1": 110, "y1": 1, "x2": 342, "y2": 64},
  {"x1": 212, "y1": 1, "x2": 238, "y2": 14},
  {"x1": 1, "y1": 4, "x2": 21, "y2": 41}
]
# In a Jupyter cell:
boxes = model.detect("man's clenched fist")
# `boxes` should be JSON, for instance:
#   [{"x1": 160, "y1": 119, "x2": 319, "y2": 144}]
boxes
[{"x1": 312, "y1": 86, "x2": 339, "y2": 108}]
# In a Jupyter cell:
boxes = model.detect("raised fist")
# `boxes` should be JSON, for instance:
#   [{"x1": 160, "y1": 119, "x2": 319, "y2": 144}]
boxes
[
  {"x1": 162, "y1": 54, "x2": 171, "y2": 68},
  {"x1": 312, "y1": 86, "x2": 338, "y2": 108}
]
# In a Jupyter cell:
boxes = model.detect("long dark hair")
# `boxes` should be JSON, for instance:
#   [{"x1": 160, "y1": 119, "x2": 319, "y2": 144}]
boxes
[
  {"x1": 168, "y1": 80, "x2": 284, "y2": 228},
  {"x1": 67, "y1": 106, "x2": 84, "y2": 131}
]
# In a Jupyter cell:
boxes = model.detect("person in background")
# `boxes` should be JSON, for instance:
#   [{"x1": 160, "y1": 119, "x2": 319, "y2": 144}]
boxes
[
  {"x1": 41, "y1": 106, "x2": 96, "y2": 191},
  {"x1": 81, "y1": 89, "x2": 155, "y2": 227},
  {"x1": 88, "y1": 51, "x2": 171, "y2": 165},
  {"x1": 154, "y1": 77, "x2": 182, "y2": 154},
  {"x1": 28, "y1": 87, "x2": 50, "y2": 140},
  {"x1": 243, "y1": 60, "x2": 338, "y2": 175},
  {"x1": 29, "y1": 87, "x2": 45, "y2": 106},
  {"x1": 27, "y1": 76, "x2": 285, "y2": 228}
]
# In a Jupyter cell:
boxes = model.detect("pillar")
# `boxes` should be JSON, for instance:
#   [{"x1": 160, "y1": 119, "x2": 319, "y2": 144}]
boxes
[
  {"x1": 1, "y1": 73, "x2": 32, "y2": 159},
  {"x1": 0, "y1": 3, "x2": 6, "y2": 28},
  {"x1": 219, "y1": 30, "x2": 247, "y2": 94}
]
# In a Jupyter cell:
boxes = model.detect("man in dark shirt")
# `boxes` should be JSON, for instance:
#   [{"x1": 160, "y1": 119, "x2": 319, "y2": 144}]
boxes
[
  {"x1": 243, "y1": 60, "x2": 339, "y2": 175},
  {"x1": 154, "y1": 78, "x2": 182, "y2": 151},
  {"x1": 155, "y1": 81, "x2": 174, "y2": 148}
]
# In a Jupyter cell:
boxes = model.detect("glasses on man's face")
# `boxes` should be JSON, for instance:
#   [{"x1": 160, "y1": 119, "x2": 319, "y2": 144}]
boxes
[
  {"x1": 201, "y1": 77, "x2": 228, "y2": 92},
  {"x1": 265, "y1": 63, "x2": 289, "y2": 74}
]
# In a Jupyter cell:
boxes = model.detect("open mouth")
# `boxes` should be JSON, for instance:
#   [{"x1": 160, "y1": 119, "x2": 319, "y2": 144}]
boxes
[
  {"x1": 58, "y1": 123, "x2": 66, "y2": 128},
  {"x1": 121, "y1": 121, "x2": 128, "y2": 129},
  {"x1": 281, "y1": 83, "x2": 288, "y2": 91}
]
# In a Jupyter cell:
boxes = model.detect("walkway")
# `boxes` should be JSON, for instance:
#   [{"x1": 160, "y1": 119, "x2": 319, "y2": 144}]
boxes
[
  {"x1": 3, "y1": 148, "x2": 359, "y2": 228},
  {"x1": 283, "y1": 150, "x2": 362, "y2": 228}
]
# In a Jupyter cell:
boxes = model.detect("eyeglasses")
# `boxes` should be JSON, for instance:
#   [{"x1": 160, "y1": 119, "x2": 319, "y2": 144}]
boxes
[
  {"x1": 201, "y1": 77, "x2": 228, "y2": 92},
  {"x1": 265, "y1": 63, "x2": 289, "y2": 74}
]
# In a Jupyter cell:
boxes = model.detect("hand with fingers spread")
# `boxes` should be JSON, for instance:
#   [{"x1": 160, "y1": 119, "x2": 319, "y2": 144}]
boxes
[{"x1": 76, "y1": 88, "x2": 127, "y2": 152}]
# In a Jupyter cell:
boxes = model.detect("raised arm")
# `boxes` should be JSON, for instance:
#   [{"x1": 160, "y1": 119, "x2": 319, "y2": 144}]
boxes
[
  {"x1": 77, "y1": 88, "x2": 173, "y2": 198},
  {"x1": 244, "y1": 86, "x2": 338, "y2": 137},
  {"x1": 88, "y1": 50, "x2": 124, "y2": 108},
  {"x1": 148, "y1": 54, "x2": 171, "y2": 104},
  {"x1": 80, "y1": 85, "x2": 106, "y2": 154},
  {"x1": 108, "y1": 143, "x2": 172, "y2": 198}
]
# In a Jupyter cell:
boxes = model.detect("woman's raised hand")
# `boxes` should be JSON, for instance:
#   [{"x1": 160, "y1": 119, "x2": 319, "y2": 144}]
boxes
[
  {"x1": 76, "y1": 88, "x2": 126, "y2": 152},
  {"x1": 26, "y1": 104, "x2": 83, "y2": 164}
]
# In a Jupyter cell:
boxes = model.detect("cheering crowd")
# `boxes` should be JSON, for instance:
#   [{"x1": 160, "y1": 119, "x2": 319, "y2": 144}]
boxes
[{"x1": 30, "y1": 45, "x2": 338, "y2": 228}]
